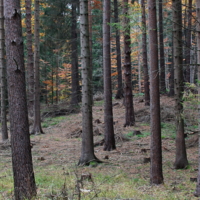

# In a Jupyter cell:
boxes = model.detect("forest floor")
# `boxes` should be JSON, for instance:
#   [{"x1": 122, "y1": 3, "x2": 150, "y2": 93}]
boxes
[{"x1": 0, "y1": 94, "x2": 200, "y2": 200}]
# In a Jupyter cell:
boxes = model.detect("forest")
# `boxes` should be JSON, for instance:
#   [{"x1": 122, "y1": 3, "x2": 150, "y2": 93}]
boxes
[{"x1": 1, "y1": 0, "x2": 200, "y2": 199}]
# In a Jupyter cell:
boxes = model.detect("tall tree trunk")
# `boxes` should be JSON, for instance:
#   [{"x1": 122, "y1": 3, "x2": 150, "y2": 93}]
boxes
[
  {"x1": 159, "y1": 0, "x2": 166, "y2": 93},
  {"x1": 194, "y1": 0, "x2": 200, "y2": 196},
  {"x1": 78, "y1": 0, "x2": 99, "y2": 165},
  {"x1": 173, "y1": 0, "x2": 188, "y2": 169},
  {"x1": 31, "y1": 0, "x2": 44, "y2": 134},
  {"x1": 103, "y1": 0, "x2": 116, "y2": 151},
  {"x1": 4, "y1": 0, "x2": 37, "y2": 198},
  {"x1": 185, "y1": 0, "x2": 192, "y2": 83},
  {"x1": 123, "y1": 0, "x2": 135, "y2": 126},
  {"x1": 70, "y1": 1, "x2": 80, "y2": 106},
  {"x1": 141, "y1": 0, "x2": 150, "y2": 106},
  {"x1": 0, "y1": 0, "x2": 8, "y2": 141},
  {"x1": 114, "y1": 0, "x2": 123, "y2": 99},
  {"x1": 26, "y1": 0, "x2": 34, "y2": 117},
  {"x1": 148, "y1": 0, "x2": 163, "y2": 184},
  {"x1": 169, "y1": 38, "x2": 175, "y2": 96}
]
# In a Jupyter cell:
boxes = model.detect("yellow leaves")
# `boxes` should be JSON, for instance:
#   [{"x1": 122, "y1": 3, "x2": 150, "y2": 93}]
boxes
[{"x1": 40, "y1": 32, "x2": 45, "y2": 37}]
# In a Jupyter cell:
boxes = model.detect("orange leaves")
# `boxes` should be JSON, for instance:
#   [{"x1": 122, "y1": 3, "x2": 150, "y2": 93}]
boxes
[{"x1": 92, "y1": 0, "x2": 102, "y2": 9}]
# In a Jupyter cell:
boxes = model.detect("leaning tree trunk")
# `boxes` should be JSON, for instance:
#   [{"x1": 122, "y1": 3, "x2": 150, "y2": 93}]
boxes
[
  {"x1": 173, "y1": 0, "x2": 188, "y2": 169},
  {"x1": 114, "y1": 0, "x2": 123, "y2": 99},
  {"x1": 25, "y1": 0, "x2": 34, "y2": 117},
  {"x1": 70, "y1": 1, "x2": 80, "y2": 106},
  {"x1": 103, "y1": 0, "x2": 116, "y2": 151},
  {"x1": 141, "y1": 0, "x2": 150, "y2": 106},
  {"x1": 123, "y1": 0, "x2": 135, "y2": 126},
  {"x1": 31, "y1": 0, "x2": 44, "y2": 134},
  {"x1": 0, "y1": 0, "x2": 8, "y2": 141},
  {"x1": 194, "y1": 0, "x2": 200, "y2": 196},
  {"x1": 78, "y1": 0, "x2": 99, "y2": 165},
  {"x1": 148, "y1": 0, "x2": 163, "y2": 185},
  {"x1": 159, "y1": 0, "x2": 166, "y2": 93},
  {"x1": 4, "y1": 0, "x2": 37, "y2": 198}
]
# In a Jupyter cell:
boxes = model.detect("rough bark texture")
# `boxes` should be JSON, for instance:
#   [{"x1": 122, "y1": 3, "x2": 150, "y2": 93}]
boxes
[
  {"x1": 0, "y1": 0, "x2": 8, "y2": 141},
  {"x1": 25, "y1": 0, "x2": 34, "y2": 117},
  {"x1": 4, "y1": 0, "x2": 37, "y2": 198},
  {"x1": 70, "y1": 1, "x2": 80, "y2": 106},
  {"x1": 114, "y1": 0, "x2": 123, "y2": 99},
  {"x1": 184, "y1": 0, "x2": 192, "y2": 83},
  {"x1": 78, "y1": 0, "x2": 99, "y2": 165},
  {"x1": 123, "y1": 0, "x2": 135, "y2": 126},
  {"x1": 194, "y1": 0, "x2": 200, "y2": 196},
  {"x1": 141, "y1": 0, "x2": 150, "y2": 106},
  {"x1": 103, "y1": 0, "x2": 116, "y2": 151},
  {"x1": 159, "y1": 0, "x2": 166, "y2": 93},
  {"x1": 173, "y1": 0, "x2": 188, "y2": 169},
  {"x1": 148, "y1": 0, "x2": 163, "y2": 185},
  {"x1": 31, "y1": 0, "x2": 44, "y2": 134}
]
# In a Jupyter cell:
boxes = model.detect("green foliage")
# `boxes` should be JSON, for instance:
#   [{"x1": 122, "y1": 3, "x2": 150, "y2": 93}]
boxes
[
  {"x1": 161, "y1": 122, "x2": 176, "y2": 139},
  {"x1": 42, "y1": 116, "x2": 66, "y2": 128}
]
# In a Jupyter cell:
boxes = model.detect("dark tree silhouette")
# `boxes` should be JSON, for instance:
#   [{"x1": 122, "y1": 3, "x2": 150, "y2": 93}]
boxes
[
  {"x1": 114, "y1": 0, "x2": 123, "y2": 99},
  {"x1": 123, "y1": 0, "x2": 135, "y2": 127},
  {"x1": 103, "y1": 0, "x2": 116, "y2": 151},
  {"x1": 141, "y1": 0, "x2": 150, "y2": 106},
  {"x1": 148, "y1": 0, "x2": 163, "y2": 184},
  {"x1": 173, "y1": 0, "x2": 188, "y2": 169},
  {"x1": 0, "y1": 0, "x2": 8, "y2": 141},
  {"x1": 31, "y1": 0, "x2": 44, "y2": 135}
]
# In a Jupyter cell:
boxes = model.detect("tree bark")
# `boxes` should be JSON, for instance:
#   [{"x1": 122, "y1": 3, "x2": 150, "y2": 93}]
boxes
[
  {"x1": 148, "y1": 0, "x2": 163, "y2": 185},
  {"x1": 78, "y1": 0, "x2": 99, "y2": 165},
  {"x1": 0, "y1": 0, "x2": 8, "y2": 141},
  {"x1": 194, "y1": 0, "x2": 200, "y2": 196},
  {"x1": 159, "y1": 0, "x2": 166, "y2": 93},
  {"x1": 123, "y1": 0, "x2": 135, "y2": 126},
  {"x1": 173, "y1": 0, "x2": 188, "y2": 169},
  {"x1": 103, "y1": 0, "x2": 116, "y2": 151},
  {"x1": 184, "y1": 0, "x2": 192, "y2": 83},
  {"x1": 114, "y1": 0, "x2": 123, "y2": 99},
  {"x1": 4, "y1": 0, "x2": 37, "y2": 198},
  {"x1": 141, "y1": 0, "x2": 150, "y2": 106},
  {"x1": 70, "y1": 1, "x2": 80, "y2": 106},
  {"x1": 25, "y1": 0, "x2": 34, "y2": 117},
  {"x1": 31, "y1": 0, "x2": 44, "y2": 134}
]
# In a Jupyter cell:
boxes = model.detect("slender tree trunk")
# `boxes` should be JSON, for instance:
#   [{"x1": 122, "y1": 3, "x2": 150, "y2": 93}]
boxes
[
  {"x1": 148, "y1": 0, "x2": 163, "y2": 185},
  {"x1": 78, "y1": 0, "x2": 99, "y2": 165},
  {"x1": 31, "y1": 0, "x2": 44, "y2": 134},
  {"x1": 141, "y1": 0, "x2": 150, "y2": 106},
  {"x1": 169, "y1": 35, "x2": 175, "y2": 96},
  {"x1": 173, "y1": 0, "x2": 188, "y2": 169},
  {"x1": 123, "y1": 0, "x2": 135, "y2": 126},
  {"x1": 25, "y1": 0, "x2": 34, "y2": 117},
  {"x1": 194, "y1": 0, "x2": 200, "y2": 196},
  {"x1": 103, "y1": 0, "x2": 116, "y2": 151},
  {"x1": 56, "y1": 55, "x2": 59, "y2": 104},
  {"x1": 71, "y1": 1, "x2": 80, "y2": 105},
  {"x1": 4, "y1": 0, "x2": 37, "y2": 198},
  {"x1": 0, "y1": 0, "x2": 8, "y2": 141},
  {"x1": 185, "y1": 0, "x2": 192, "y2": 83},
  {"x1": 159, "y1": 0, "x2": 166, "y2": 93},
  {"x1": 114, "y1": 0, "x2": 123, "y2": 99}
]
